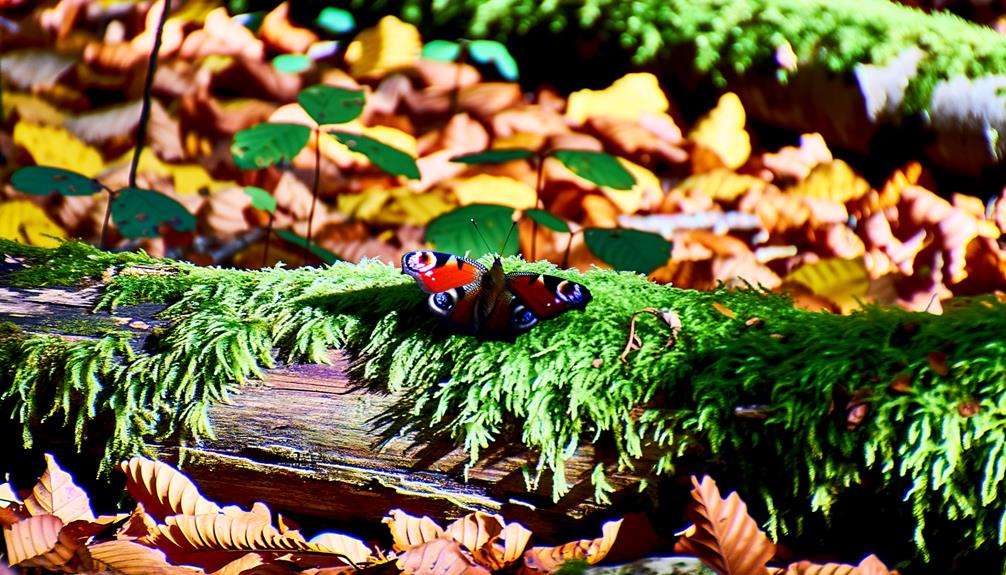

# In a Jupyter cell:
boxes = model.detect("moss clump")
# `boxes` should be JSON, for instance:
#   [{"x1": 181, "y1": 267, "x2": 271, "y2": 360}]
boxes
[
  {"x1": 354, "y1": 0, "x2": 1006, "y2": 115},
  {"x1": 2, "y1": 242, "x2": 1006, "y2": 569}
]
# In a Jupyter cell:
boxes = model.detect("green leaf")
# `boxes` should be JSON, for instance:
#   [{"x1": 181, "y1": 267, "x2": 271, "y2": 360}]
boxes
[
  {"x1": 316, "y1": 7, "x2": 355, "y2": 34},
  {"x1": 232, "y1": 123, "x2": 310, "y2": 170},
  {"x1": 244, "y1": 186, "x2": 276, "y2": 214},
  {"x1": 426, "y1": 204, "x2": 518, "y2": 258},
  {"x1": 583, "y1": 228, "x2": 672, "y2": 274},
  {"x1": 422, "y1": 39, "x2": 461, "y2": 62},
  {"x1": 111, "y1": 187, "x2": 196, "y2": 239},
  {"x1": 450, "y1": 148, "x2": 534, "y2": 165},
  {"x1": 467, "y1": 39, "x2": 519, "y2": 80},
  {"x1": 272, "y1": 54, "x2": 312, "y2": 74},
  {"x1": 524, "y1": 209, "x2": 569, "y2": 233},
  {"x1": 275, "y1": 229, "x2": 340, "y2": 264},
  {"x1": 551, "y1": 149, "x2": 636, "y2": 190},
  {"x1": 11, "y1": 166, "x2": 103, "y2": 196},
  {"x1": 297, "y1": 85, "x2": 365, "y2": 125},
  {"x1": 328, "y1": 130, "x2": 420, "y2": 179}
]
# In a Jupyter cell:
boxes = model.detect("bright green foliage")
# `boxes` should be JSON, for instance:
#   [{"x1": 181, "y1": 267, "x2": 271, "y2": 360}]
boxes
[
  {"x1": 425, "y1": 203, "x2": 518, "y2": 257},
  {"x1": 328, "y1": 130, "x2": 421, "y2": 179},
  {"x1": 11, "y1": 167, "x2": 103, "y2": 196},
  {"x1": 297, "y1": 85, "x2": 365, "y2": 126},
  {"x1": 112, "y1": 187, "x2": 196, "y2": 239},
  {"x1": 584, "y1": 228, "x2": 672, "y2": 274},
  {"x1": 3, "y1": 241, "x2": 1006, "y2": 568},
  {"x1": 467, "y1": 40, "x2": 519, "y2": 81},
  {"x1": 316, "y1": 7, "x2": 356, "y2": 35},
  {"x1": 423, "y1": 39, "x2": 462, "y2": 62},
  {"x1": 524, "y1": 209, "x2": 569, "y2": 233},
  {"x1": 451, "y1": 148, "x2": 534, "y2": 165},
  {"x1": 232, "y1": 123, "x2": 311, "y2": 169},
  {"x1": 244, "y1": 186, "x2": 277, "y2": 214},
  {"x1": 357, "y1": 0, "x2": 1006, "y2": 115},
  {"x1": 552, "y1": 150, "x2": 635, "y2": 190}
]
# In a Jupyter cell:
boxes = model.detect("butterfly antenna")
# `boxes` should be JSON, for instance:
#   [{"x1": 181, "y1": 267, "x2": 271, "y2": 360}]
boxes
[
  {"x1": 500, "y1": 219, "x2": 518, "y2": 256},
  {"x1": 470, "y1": 219, "x2": 495, "y2": 256}
]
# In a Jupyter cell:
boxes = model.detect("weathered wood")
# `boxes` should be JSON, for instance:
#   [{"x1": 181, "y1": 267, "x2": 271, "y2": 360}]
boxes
[{"x1": 0, "y1": 278, "x2": 643, "y2": 540}]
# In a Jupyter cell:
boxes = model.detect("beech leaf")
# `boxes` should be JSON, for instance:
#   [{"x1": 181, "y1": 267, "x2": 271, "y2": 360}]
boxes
[
  {"x1": 678, "y1": 475, "x2": 775, "y2": 575},
  {"x1": 551, "y1": 150, "x2": 636, "y2": 190},
  {"x1": 88, "y1": 539, "x2": 203, "y2": 575},
  {"x1": 119, "y1": 458, "x2": 222, "y2": 523},
  {"x1": 297, "y1": 85, "x2": 365, "y2": 126},
  {"x1": 451, "y1": 148, "x2": 535, "y2": 165},
  {"x1": 583, "y1": 228, "x2": 672, "y2": 274},
  {"x1": 112, "y1": 188, "x2": 196, "y2": 239},
  {"x1": 383, "y1": 509, "x2": 446, "y2": 552},
  {"x1": 525, "y1": 209, "x2": 570, "y2": 233},
  {"x1": 232, "y1": 123, "x2": 311, "y2": 170},
  {"x1": 3, "y1": 514, "x2": 66, "y2": 569},
  {"x1": 11, "y1": 166, "x2": 103, "y2": 197},
  {"x1": 397, "y1": 538, "x2": 491, "y2": 575},
  {"x1": 23, "y1": 454, "x2": 94, "y2": 523},
  {"x1": 329, "y1": 130, "x2": 420, "y2": 179},
  {"x1": 426, "y1": 204, "x2": 518, "y2": 258},
  {"x1": 522, "y1": 518, "x2": 622, "y2": 574},
  {"x1": 244, "y1": 186, "x2": 277, "y2": 214}
]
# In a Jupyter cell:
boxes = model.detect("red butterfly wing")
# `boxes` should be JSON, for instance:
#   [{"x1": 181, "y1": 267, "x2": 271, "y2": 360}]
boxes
[
  {"x1": 402, "y1": 251, "x2": 487, "y2": 293},
  {"x1": 505, "y1": 272, "x2": 592, "y2": 320}
]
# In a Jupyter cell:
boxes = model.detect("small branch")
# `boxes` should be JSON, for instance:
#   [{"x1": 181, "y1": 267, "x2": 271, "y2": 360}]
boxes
[
  {"x1": 306, "y1": 129, "x2": 322, "y2": 266},
  {"x1": 127, "y1": 0, "x2": 171, "y2": 190}
]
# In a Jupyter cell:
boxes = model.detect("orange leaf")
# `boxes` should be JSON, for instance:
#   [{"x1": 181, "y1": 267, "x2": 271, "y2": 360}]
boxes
[
  {"x1": 23, "y1": 454, "x2": 94, "y2": 523},
  {"x1": 310, "y1": 532, "x2": 373, "y2": 566},
  {"x1": 688, "y1": 92, "x2": 750, "y2": 171},
  {"x1": 119, "y1": 457, "x2": 221, "y2": 522},
  {"x1": 711, "y1": 302, "x2": 736, "y2": 319},
  {"x1": 678, "y1": 475, "x2": 775, "y2": 575},
  {"x1": 857, "y1": 554, "x2": 896, "y2": 575},
  {"x1": 522, "y1": 518, "x2": 622, "y2": 574},
  {"x1": 443, "y1": 512, "x2": 531, "y2": 571},
  {"x1": 780, "y1": 560, "x2": 857, "y2": 575},
  {"x1": 383, "y1": 509, "x2": 445, "y2": 552},
  {"x1": 260, "y1": 2, "x2": 318, "y2": 54},
  {"x1": 786, "y1": 160, "x2": 870, "y2": 204},
  {"x1": 397, "y1": 538, "x2": 491, "y2": 575},
  {"x1": 2, "y1": 514, "x2": 77, "y2": 570},
  {"x1": 88, "y1": 539, "x2": 203, "y2": 575}
]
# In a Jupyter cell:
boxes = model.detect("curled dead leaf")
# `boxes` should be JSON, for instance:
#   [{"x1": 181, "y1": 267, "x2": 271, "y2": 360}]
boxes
[{"x1": 522, "y1": 519, "x2": 622, "y2": 574}]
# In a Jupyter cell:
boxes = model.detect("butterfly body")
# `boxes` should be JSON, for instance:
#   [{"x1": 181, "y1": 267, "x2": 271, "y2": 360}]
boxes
[{"x1": 401, "y1": 250, "x2": 592, "y2": 338}]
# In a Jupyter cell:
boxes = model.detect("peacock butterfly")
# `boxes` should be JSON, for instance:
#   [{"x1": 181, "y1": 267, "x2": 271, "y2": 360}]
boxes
[{"x1": 401, "y1": 250, "x2": 592, "y2": 337}]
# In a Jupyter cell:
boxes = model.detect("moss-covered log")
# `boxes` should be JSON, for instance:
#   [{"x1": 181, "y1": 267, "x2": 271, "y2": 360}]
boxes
[
  {"x1": 2, "y1": 240, "x2": 1005, "y2": 572},
  {"x1": 348, "y1": 0, "x2": 1006, "y2": 179}
]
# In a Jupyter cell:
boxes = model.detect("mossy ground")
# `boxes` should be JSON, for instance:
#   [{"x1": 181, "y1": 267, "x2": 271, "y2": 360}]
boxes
[{"x1": 1, "y1": 239, "x2": 1005, "y2": 570}]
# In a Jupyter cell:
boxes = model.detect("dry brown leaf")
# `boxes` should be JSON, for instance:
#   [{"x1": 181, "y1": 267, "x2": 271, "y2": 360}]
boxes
[
  {"x1": 260, "y1": 2, "x2": 318, "y2": 54},
  {"x1": 588, "y1": 116, "x2": 687, "y2": 166},
  {"x1": 448, "y1": 174, "x2": 537, "y2": 209},
  {"x1": 442, "y1": 512, "x2": 531, "y2": 571},
  {"x1": 761, "y1": 133, "x2": 832, "y2": 183},
  {"x1": 309, "y1": 532, "x2": 372, "y2": 566},
  {"x1": 383, "y1": 509, "x2": 445, "y2": 552},
  {"x1": 678, "y1": 475, "x2": 774, "y2": 575},
  {"x1": 3, "y1": 514, "x2": 74, "y2": 571},
  {"x1": 179, "y1": 7, "x2": 264, "y2": 61},
  {"x1": 210, "y1": 552, "x2": 267, "y2": 575},
  {"x1": 119, "y1": 457, "x2": 221, "y2": 523},
  {"x1": 781, "y1": 560, "x2": 857, "y2": 575},
  {"x1": 493, "y1": 106, "x2": 569, "y2": 139},
  {"x1": 344, "y1": 15, "x2": 421, "y2": 79},
  {"x1": 413, "y1": 59, "x2": 481, "y2": 91},
  {"x1": 786, "y1": 160, "x2": 870, "y2": 204},
  {"x1": 521, "y1": 519, "x2": 622, "y2": 574},
  {"x1": 459, "y1": 83, "x2": 524, "y2": 119},
  {"x1": 130, "y1": 1, "x2": 184, "y2": 59},
  {"x1": 23, "y1": 454, "x2": 94, "y2": 523},
  {"x1": 566, "y1": 73, "x2": 668, "y2": 124},
  {"x1": 673, "y1": 170, "x2": 770, "y2": 203},
  {"x1": 397, "y1": 538, "x2": 491, "y2": 575},
  {"x1": 88, "y1": 539, "x2": 202, "y2": 575}
]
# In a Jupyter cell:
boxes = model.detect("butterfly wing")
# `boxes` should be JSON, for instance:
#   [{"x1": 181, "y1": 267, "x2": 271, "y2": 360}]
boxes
[
  {"x1": 403, "y1": 251, "x2": 488, "y2": 333},
  {"x1": 504, "y1": 272, "x2": 592, "y2": 334},
  {"x1": 402, "y1": 251, "x2": 487, "y2": 293}
]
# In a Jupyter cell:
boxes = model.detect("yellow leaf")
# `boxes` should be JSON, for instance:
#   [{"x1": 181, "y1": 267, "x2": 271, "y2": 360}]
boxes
[
  {"x1": 493, "y1": 132, "x2": 545, "y2": 151},
  {"x1": 787, "y1": 160, "x2": 870, "y2": 203},
  {"x1": 363, "y1": 124, "x2": 418, "y2": 158},
  {"x1": 674, "y1": 169, "x2": 770, "y2": 202},
  {"x1": 112, "y1": 149, "x2": 235, "y2": 195},
  {"x1": 338, "y1": 188, "x2": 452, "y2": 225},
  {"x1": 566, "y1": 73, "x2": 669, "y2": 124},
  {"x1": 13, "y1": 123, "x2": 104, "y2": 178},
  {"x1": 449, "y1": 174, "x2": 536, "y2": 210},
  {"x1": 687, "y1": 92, "x2": 750, "y2": 170},
  {"x1": 0, "y1": 200, "x2": 67, "y2": 247},
  {"x1": 344, "y1": 15, "x2": 422, "y2": 78},
  {"x1": 3, "y1": 93, "x2": 65, "y2": 126},
  {"x1": 784, "y1": 257, "x2": 870, "y2": 313},
  {"x1": 600, "y1": 159, "x2": 657, "y2": 214}
]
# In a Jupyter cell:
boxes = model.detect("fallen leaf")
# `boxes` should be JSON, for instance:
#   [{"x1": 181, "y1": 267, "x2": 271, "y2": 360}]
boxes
[
  {"x1": 179, "y1": 7, "x2": 264, "y2": 60},
  {"x1": 761, "y1": 133, "x2": 832, "y2": 182},
  {"x1": 397, "y1": 538, "x2": 490, "y2": 575},
  {"x1": 522, "y1": 519, "x2": 622, "y2": 573},
  {"x1": 672, "y1": 169, "x2": 771, "y2": 202},
  {"x1": 0, "y1": 200, "x2": 68, "y2": 247},
  {"x1": 786, "y1": 160, "x2": 870, "y2": 204},
  {"x1": 260, "y1": 2, "x2": 318, "y2": 54},
  {"x1": 566, "y1": 73, "x2": 668, "y2": 124},
  {"x1": 344, "y1": 15, "x2": 422, "y2": 79},
  {"x1": 384, "y1": 509, "x2": 446, "y2": 552},
  {"x1": 688, "y1": 92, "x2": 750, "y2": 171},
  {"x1": 13, "y1": 122, "x2": 104, "y2": 178},
  {"x1": 448, "y1": 174, "x2": 537, "y2": 210}
]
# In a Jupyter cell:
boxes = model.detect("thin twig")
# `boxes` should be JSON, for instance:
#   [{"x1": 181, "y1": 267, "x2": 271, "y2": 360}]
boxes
[
  {"x1": 531, "y1": 153, "x2": 546, "y2": 261},
  {"x1": 305, "y1": 128, "x2": 321, "y2": 266}
]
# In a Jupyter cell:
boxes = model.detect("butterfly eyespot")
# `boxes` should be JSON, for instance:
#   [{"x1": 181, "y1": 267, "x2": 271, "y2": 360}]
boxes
[
  {"x1": 432, "y1": 292, "x2": 454, "y2": 310},
  {"x1": 406, "y1": 251, "x2": 437, "y2": 273},
  {"x1": 511, "y1": 305, "x2": 538, "y2": 330},
  {"x1": 556, "y1": 280, "x2": 584, "y2": 303}
]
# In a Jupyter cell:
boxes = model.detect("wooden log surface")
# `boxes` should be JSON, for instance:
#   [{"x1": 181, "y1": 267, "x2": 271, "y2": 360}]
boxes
[{"x1": 0, "y1": 276, "x2": 645, "y2": 541}]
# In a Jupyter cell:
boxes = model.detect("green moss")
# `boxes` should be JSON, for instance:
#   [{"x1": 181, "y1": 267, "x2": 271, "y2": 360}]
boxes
[
  {"x1": 354, "y1": 0, "x2": 1006, "y2": 116},
  {"x1": 3, "y1": 243, "x2": 1006, "y2": 568}
]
